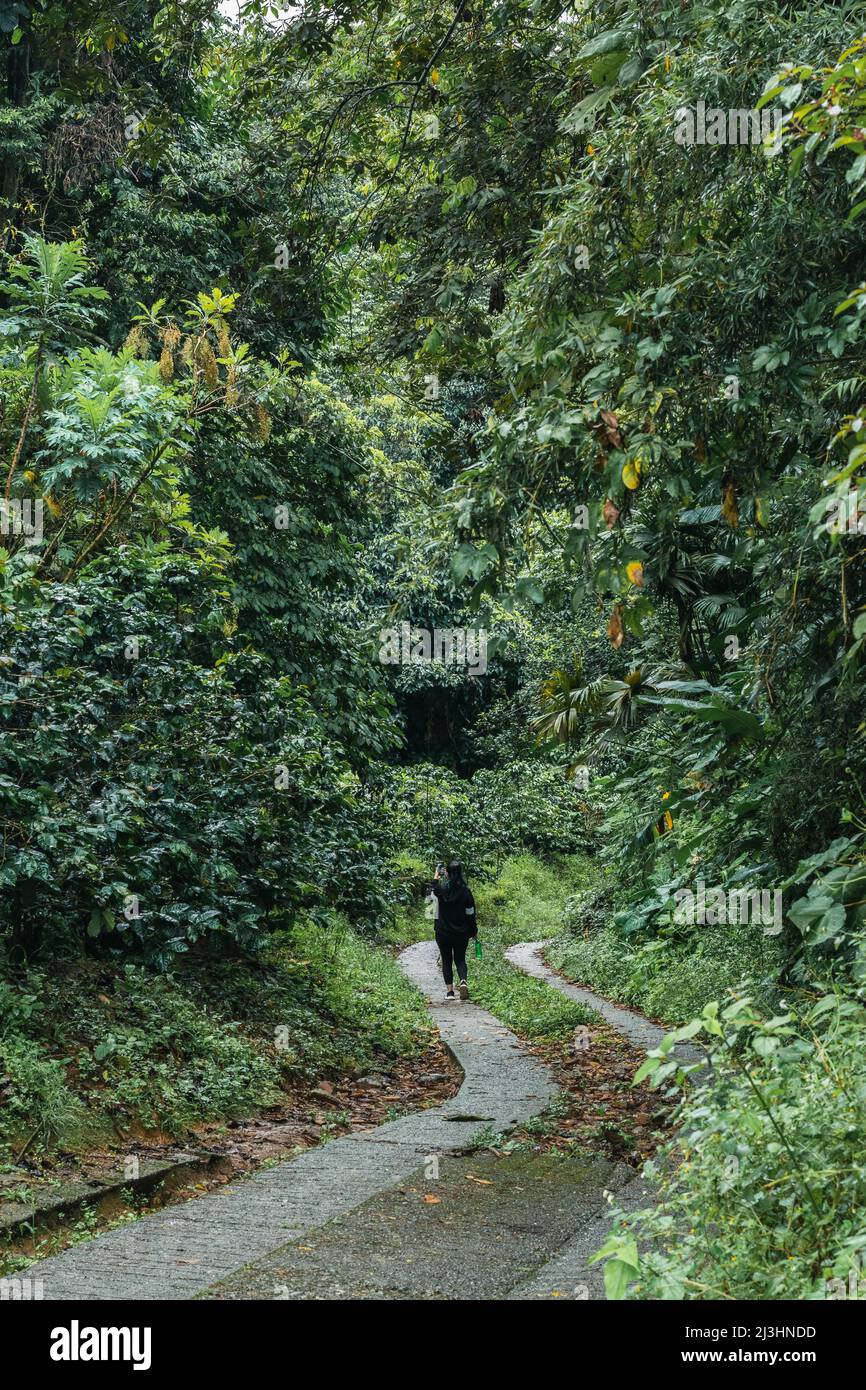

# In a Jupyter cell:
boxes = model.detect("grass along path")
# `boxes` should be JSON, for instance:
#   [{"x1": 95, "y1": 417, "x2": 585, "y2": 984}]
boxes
[
  {"x1": 391, "y1": 855, "x2": 678, "y2": 1169},
  {"x1": 390, "y1": 855, "x2": 597, "y2": 1039},
  {"x1": 19, "y1": 937, "x2": 561, "y2": 1300},
  {"x1": 0, "y1": 916, "x2": 455, "y2": 1280},
  {"x1": 15, "y1": 856, "x2": 674, "y2": 1301}
]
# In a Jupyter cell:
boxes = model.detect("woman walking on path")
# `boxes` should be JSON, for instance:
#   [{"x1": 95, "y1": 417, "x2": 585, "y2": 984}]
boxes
[{"x1": 431, "y1": 860, "x2": 478, "y2": 1000}]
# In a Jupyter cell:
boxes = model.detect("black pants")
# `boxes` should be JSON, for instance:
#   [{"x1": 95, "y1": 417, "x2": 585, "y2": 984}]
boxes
[{"x1": 435, "y1": 926, "x2": 470, "y2": 986}]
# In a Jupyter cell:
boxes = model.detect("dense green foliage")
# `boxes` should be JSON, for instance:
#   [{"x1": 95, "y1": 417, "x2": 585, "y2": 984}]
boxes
[
  {"x1": 1, "y1": 0, "x2": 865, "y2": 1300},
  {"x1": 598, "y1": 991, "x2": 866, "y2": 1300},
  {"x1": 0, "y1": 913, "x2": 432, "y2": 1153}
]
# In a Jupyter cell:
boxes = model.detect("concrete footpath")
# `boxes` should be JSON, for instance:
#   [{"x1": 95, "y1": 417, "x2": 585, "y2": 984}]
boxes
[
  {"x1": 506, "y1": 941, "x2": 706, "y2": 1066},
  {"x1": 24, "y1": 941, "x2": 560, "y2": 1300},
  {"x1": 24, "y1": 939, "x2": 662, "y2": 1301}
]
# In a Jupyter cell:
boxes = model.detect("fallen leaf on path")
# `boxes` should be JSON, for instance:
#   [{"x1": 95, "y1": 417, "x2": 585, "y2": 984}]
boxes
[
  {"x1": 465, "y1": 1174, "x2": 493, "y2": 1185},
  {"x1": 423, "y1": 1194, "x2": 441, "y2": 1204}
]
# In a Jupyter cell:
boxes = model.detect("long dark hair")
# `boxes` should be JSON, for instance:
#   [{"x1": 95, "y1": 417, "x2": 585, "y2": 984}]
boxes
[{"x1": 444, "y1": 860, "x2": 465, "y2": 896}]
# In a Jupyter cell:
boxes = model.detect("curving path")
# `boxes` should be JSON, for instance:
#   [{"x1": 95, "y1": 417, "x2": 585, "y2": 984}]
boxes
[
  {"x1": 506, "y1": 941, "x2": 706, "y2": 1067},
  {"x1": 24, "y1": 940, "x2": 559, "y2": 1301},
  {"x1": 202, "y1": 941, "x2": 653, "y2": 1301},
  {"x1": 22, "y1": 939, "x2": 675, "y2": 1301}
]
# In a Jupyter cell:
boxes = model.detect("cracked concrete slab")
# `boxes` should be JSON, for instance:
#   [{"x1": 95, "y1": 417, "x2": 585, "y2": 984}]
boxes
[
  {"x1": 200, "y1": 1151, "x2": 635, "y2": 1302},
  {"x1": 507, "y1": 1170, "x2": 654, "y2": 1300}
]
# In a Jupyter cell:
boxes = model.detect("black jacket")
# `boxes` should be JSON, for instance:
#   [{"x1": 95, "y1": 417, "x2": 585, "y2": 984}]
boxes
[{"x1": 432, "y1": 879, "x2": 478, "y2": 935}]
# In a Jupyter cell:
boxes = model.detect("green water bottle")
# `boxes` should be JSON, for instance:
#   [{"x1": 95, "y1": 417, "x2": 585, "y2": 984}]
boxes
[{"x1": 474, "y1": 938, "x2": 483, "y2": 960}]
